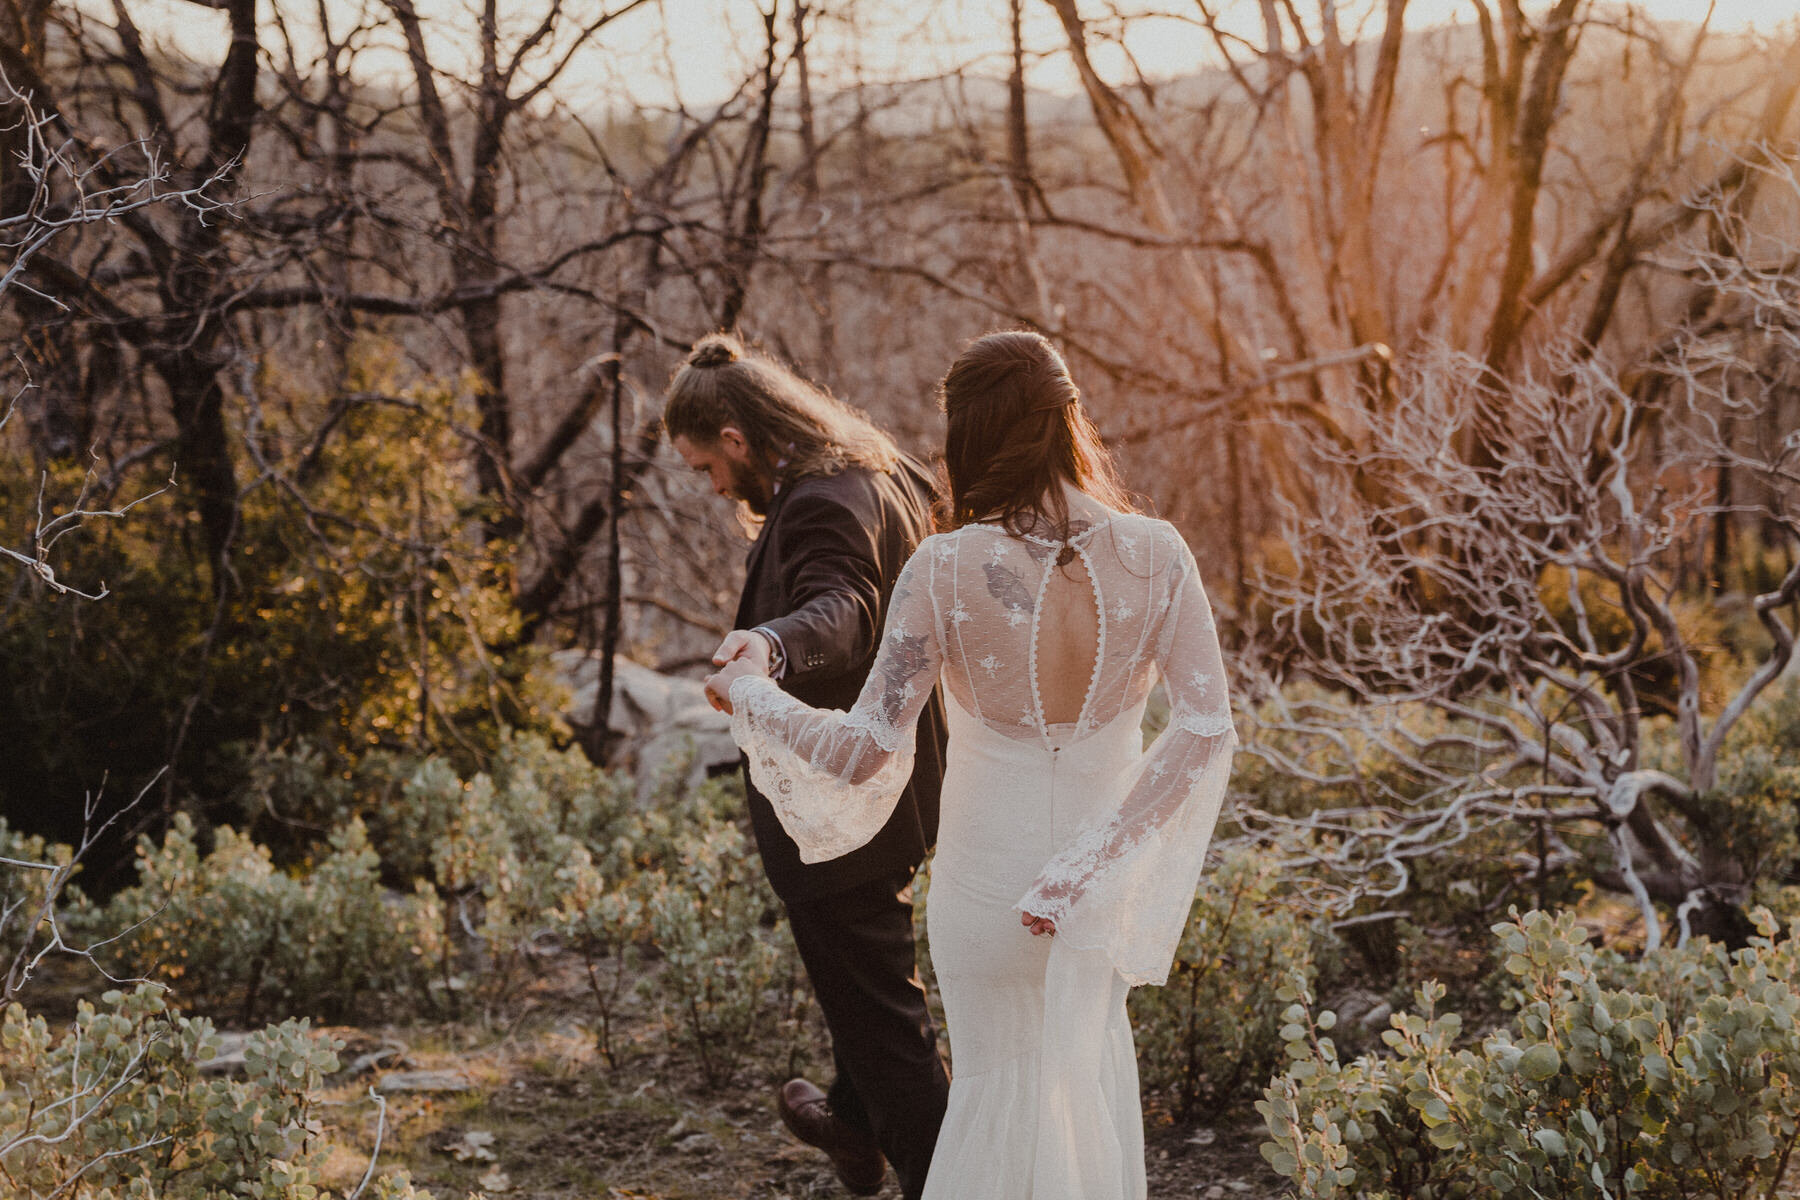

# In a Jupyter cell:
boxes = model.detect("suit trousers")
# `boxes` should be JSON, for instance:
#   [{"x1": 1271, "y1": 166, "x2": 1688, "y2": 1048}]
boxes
[{"x1": 785, "y1": 870, "x2": 951, "y2": 1200}]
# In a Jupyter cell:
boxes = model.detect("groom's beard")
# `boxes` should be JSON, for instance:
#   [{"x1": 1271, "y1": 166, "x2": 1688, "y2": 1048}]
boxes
[{"x1": 733, "y1": 458, "x2": 775, "y2": 516}]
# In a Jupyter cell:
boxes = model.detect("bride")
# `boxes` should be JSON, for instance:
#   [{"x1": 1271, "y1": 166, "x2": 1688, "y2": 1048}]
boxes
[{"x1": 706, "y1": 330, "x2": 1237, "y2": 1200}]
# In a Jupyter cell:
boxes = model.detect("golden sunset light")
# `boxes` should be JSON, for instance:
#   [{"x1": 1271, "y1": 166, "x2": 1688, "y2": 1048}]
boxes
[{"x1": 9, "y1": 1, "x2": 1800, "y2": 1197}]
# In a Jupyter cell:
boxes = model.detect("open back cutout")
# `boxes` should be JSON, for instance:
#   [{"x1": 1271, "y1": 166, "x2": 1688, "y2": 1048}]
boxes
[{"x1": 1034, "y1": 554, "x2": 1102, "y2": 728}]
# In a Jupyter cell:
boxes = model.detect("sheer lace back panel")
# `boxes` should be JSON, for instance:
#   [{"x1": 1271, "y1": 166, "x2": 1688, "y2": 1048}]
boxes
[{"x1": 941, "y1": 515, "x2": 1180, "y2": 747}]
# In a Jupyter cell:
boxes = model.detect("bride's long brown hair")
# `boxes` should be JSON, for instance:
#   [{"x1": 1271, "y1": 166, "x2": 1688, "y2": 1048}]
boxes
[{"x1": 938, "y1": 330, "x2": 1138, "y2": 536}]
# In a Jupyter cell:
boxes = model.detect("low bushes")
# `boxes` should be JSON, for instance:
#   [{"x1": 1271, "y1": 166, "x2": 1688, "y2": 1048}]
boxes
[
  {"x1": 0, "y1": 983, "x2": 344, "y2": 1199},
  {"x1": 96, "y1": 732, "x2": 631, "y2": 1022},
  {"x1": 392, "y1": 731, "x2": 630, "y2": 1009},
  {"x1": 1260, "y1": 907, "x2": 1800, "y2": 1198},
  {"x1": 1131, "y1": 848, "x2": 1337, "y2": 1121},
  {"x1": 92, "y1": 738, "x2": 800, "y2": 1089},
  {"x1": 1, "y1": 819, "x2": 96, "y2": 987},
  {"x1": 100, "y1": 814, "x2": 445, "y2": 1025},
  {"x1": 550, "y1": 775, "x2": 801, "y2": 1087},
  {"x1": 639, "y1": 816, "x2": 798, "y2": 1089}
]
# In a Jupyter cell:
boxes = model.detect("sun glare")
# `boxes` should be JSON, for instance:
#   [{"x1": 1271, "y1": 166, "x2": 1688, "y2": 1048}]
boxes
[{"x1": 77, "y1": 0, "x2": 1800, "y2": 110}]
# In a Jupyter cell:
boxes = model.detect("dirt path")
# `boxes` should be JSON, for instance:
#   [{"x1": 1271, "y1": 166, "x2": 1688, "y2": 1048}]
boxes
[{"x1": 307, "y1": 983, "x2": 1287, "y2": 1200}]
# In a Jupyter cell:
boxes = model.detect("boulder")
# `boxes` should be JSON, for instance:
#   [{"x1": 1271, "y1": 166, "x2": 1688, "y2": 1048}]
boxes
[
  {"x1": 378, "y1": 1069, "x2": 474, "y2": 1094},
  {"x1": 552, "y1": 651, "x2": 739, "y2": 804}
]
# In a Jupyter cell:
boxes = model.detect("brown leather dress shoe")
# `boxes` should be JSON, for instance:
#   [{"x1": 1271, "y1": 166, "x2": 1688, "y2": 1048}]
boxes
[{"x1": 776, "y1": 1078, "x2": 886, "y2": 1195}]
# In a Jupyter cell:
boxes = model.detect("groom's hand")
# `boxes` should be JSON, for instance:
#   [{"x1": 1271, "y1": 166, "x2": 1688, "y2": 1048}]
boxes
[
  {"x1": 706, "y1": 630, "x2": 773, "y2": 715},
  {"x1": 712, "y1": 629, "x2": 773, "y2": 674}
]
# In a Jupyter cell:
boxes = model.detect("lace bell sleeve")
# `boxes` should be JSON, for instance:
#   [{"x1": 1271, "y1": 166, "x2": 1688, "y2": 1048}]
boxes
[
  {"x1": 1016, "y1": 541, "x2": 1238, "y2": 986},
  {"x1": 728, "y1": 547, "x2": 943, "y2": 864}
]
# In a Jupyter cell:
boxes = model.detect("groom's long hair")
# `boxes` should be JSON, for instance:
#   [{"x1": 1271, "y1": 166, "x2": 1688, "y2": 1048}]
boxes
[
  {"x1": 663, "y1": 333, "x2": 900, "y2": 483},
  {"x1": 939, "y1": 330, "x2": 1138, "y2": 537}
]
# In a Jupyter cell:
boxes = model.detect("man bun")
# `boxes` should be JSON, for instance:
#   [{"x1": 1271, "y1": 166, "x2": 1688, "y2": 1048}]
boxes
[{"x1": 689, "y1": 336, "x2": 739, "y2": 369}]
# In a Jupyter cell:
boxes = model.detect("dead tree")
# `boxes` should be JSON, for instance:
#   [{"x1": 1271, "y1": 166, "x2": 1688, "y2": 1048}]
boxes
[
  {"x1": 1228, "y1": 197, "x2": 1800, "y2": 950},
  {"x1": 377, "y1": 0, "x2": 652, "y2": 545},
  {"x1": 1, "y1": 1, "x2": 268, "y2": 600},
  {"x1": 0, "y1": 62, "x2": 209, "y2": 597}
]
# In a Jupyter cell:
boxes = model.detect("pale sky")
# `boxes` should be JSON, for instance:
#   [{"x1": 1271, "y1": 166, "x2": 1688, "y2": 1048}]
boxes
[
  {"x1": 628, "y1": 0, "x2": 1796, "y2": 104},
  {"x1": 93, "y1": 0, "x2": 1800, "y2": 111}
]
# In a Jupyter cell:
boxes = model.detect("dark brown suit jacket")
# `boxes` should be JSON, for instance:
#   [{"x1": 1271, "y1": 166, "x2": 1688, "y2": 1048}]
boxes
[{"x1": 735, "y1": 456, "x2": 947, "y2": 902}]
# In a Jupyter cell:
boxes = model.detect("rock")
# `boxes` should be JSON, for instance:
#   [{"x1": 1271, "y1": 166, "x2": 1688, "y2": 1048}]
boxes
[
  {"x1": 439, "y1": 1130, "x2": 498, "y2": 1163},
  {"x1": 631, "y1": 720, "x2": 740, "y2": 806},
  {"x1": 200, "y1": 1031, "x2": 253, "y2": 1076},
  {"x1": 346, "y1": 1043, "x2": 405, "y2": 1076},
  {"x1": 674, "y1": 1132, "x2": 720, "y2": 1155},
  {"x1": 555, "y1": 651, "x2": 708, "y2": 736},
  {"x1": 552, "y1": 652, "x2": 739, "y2": 804},
  {"x1": 1328, "y1": 988, "x2": 1394, "y2": 1031},
  {"x1": 379, "y1": 1069, "x2": 474, "y2": 1094},
  {"x1": 477, "y1": 1168, "x2": 512, "y2": 1192}
]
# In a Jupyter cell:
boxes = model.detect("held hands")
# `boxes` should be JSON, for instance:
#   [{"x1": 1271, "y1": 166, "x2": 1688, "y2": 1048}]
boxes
[{"x1": 703, "y1": 629, "x2": 773, "y2": 715}]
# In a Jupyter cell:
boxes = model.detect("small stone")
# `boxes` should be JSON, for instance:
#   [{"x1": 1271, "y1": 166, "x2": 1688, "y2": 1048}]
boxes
[
  {"x1": 439, "y1": 1130, "x2": 497, "y2": 1164},
  {"x1": 478, "y1": 1167, "x2": 512, "y2": 1192},
  {"x1": 1226, "y1": 1183, "x2": 1252, "y2": 1194},
  {"x1": 675, "y1": 1132, "x2": 719, "y2": 1155},
  {"x1": 1186, "y1": 1129, "x2": 1217, "y2": 1147},
  {"x1": 347, "y1": 1045, "x2": 404, "y2": 1076},
  {"x1": 379, "y1": 1069, "x2": 473, "y2": 1094},
  {"x1": 1203, "y1": 1187, "x2": 1225, "y2": 1199}
]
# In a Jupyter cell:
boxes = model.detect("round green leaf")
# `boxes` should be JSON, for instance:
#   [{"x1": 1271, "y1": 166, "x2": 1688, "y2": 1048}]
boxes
[{"x1": 1519, "y1": 1042, "x2": 1562, "y2": 1081}]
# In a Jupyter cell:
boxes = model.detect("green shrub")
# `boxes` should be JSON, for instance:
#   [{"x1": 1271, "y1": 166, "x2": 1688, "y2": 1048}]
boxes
[
  {"x1": 546, "y1": 843, "x2": 645, "y2": 1068},
  {"x1": 83, "y1": 736, "x2": 805, "y2": 1088},
  {"x1": 1131, "y1": 848, "x2": 1336, "y2": 1121},
  {"x1": 1, "y1": 820, "x2": 95, "y2": 992},
  {"x1": 101, "y1": 814, "x2": 444, "y2": 1023},
  {"x1": 549, "y1": 769, "x2": 804, "y2": 1087},
  {"x1": 367, "y1": 730, "x2": 627, "y2": 890},
  {"x1": 404, "y1": 731, "x2": 630, "y2": 1009},
  {"x1": 1259, "y1": 907, "x2": 1800, "y2": 1198},
  {"x1": 0, "y1": 354, "x2": 558, "y2": 853},
  {"x1": 0, "y1": 983, "x2": 341, "y2": 1199},
  {"x1": 634, "y1": 810, "x2": 797, "y2": 1089},
  {"x1": 134, "y1": 732, "x2": 633, "y2": 1020},
  {"x1": 1692, "y1": 677, "x2": 1800, "y2": 907}
]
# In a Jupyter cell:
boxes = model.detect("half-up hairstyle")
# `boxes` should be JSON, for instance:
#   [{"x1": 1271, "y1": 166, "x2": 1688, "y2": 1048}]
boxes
[
  {"x1": 664, "y1": 333, "x2": 900, "y2": 481},
  {"x1": 939, "y1": 330, "x2": 1137, "y2": 535}
]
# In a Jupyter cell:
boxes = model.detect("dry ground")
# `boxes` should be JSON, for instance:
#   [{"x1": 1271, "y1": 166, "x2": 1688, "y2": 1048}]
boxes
[{"x1": 302, "y1": 956, "x2": 1288, "y2": 1200}]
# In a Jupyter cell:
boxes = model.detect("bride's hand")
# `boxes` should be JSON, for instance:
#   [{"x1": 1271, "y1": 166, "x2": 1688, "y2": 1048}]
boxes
[
  {"x1": 704, "y1": 656, "x2": 766, "y2": 715},
  {"x1": 1020, "y1": 911, "x2": 1056, "y2": 937}
]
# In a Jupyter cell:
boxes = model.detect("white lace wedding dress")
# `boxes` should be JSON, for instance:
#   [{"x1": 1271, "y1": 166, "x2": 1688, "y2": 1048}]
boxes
[{"x1": 728, "y1": 507, "x2": 1236, "y2": 1200}]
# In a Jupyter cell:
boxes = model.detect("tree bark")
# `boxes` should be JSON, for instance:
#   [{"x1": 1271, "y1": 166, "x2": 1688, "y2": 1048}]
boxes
[{"x1": 1483, "y1": 0, "x2": 1586, "y2": 373}]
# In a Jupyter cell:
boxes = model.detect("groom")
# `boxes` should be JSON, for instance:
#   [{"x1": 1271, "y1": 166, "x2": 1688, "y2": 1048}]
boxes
[{"x1": 664, "y1": 334, "x2": 950, "y2": 1199}]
